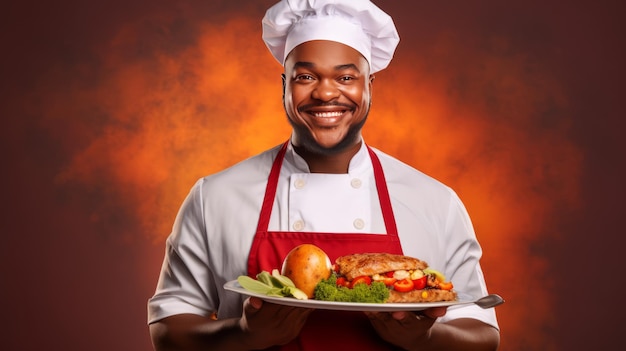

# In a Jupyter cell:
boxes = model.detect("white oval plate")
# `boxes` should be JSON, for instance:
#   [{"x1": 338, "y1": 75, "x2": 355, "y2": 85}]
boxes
[{"x1": 224, "y1": 280, "x2": 474, "y2": 312}]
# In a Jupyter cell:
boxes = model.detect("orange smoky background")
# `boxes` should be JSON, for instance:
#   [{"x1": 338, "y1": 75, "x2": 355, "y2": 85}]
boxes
[{"x1": 1, "y1": 1, "x2": 623, "y2": 351}]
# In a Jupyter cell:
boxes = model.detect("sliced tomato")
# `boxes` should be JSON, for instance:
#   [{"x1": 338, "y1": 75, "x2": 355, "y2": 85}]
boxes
[
  {"x1": 349, "y1": 275, "x2": 372, "y2": 288},
  {"x1": 438, "y1": 281, "x2": 454, "y2": 290},
  {"x1": 393, "y1": 278, "x2": 415, "y2": 292},
  {"x1": 384, "y1": 271, "x2": 395, "y2": 278},
  {"x1": 336, "y1": 277, "x2": 349, "y2": 287},
  {"x1": 412, "y1": 275, "x2": 428, "y2": 290},
  {"x1": 382, "y1": 277, "x2": 397, "y2": 286}
]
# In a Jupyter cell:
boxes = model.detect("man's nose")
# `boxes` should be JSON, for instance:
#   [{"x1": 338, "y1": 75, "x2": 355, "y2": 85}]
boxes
[{"x1": 312, "y1": 79, "x2": 340, "y2": 101}]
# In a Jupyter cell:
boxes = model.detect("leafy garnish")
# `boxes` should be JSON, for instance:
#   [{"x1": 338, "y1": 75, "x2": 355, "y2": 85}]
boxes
[
  {"x1": 314, "y1": 273, "x2": 389, "y2": 303},
  {"x1": 237, "y1": 269, "x2": 308, "y2": 300}
]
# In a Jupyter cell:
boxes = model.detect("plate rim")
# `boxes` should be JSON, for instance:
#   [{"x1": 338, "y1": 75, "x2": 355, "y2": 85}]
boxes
[{"x1": 223, "y1": 279, "x2": 473, "y2": 312}]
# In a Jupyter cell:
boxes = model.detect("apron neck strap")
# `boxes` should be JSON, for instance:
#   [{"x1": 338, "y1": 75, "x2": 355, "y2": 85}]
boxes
[
  {"x1": 367, "y1": 145, "x2": 398, "y2": 236},
  {"x1": 255, "y1": 141, "x2": 289, "y2": 234}
]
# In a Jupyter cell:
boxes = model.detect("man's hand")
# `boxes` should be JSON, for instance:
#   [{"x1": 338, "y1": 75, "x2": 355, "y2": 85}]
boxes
[
  {"x1": 364, "y1": 307, "x2": 447, "y2": 350},
  {"x1": 239, "y1": 296, "x2": 314, "y2": 349}
]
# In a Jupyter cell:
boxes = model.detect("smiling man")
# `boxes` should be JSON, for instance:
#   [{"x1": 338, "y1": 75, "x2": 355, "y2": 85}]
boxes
[
  {"x1": 147, "y1": 1, "x2": 500, "y2": 350},
  {"x1": 284, "y1": 40, "x2": 373, "y2": 172}
]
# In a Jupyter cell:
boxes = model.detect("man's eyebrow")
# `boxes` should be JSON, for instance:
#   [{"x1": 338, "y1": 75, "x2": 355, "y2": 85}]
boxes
[
  {"x1": 293, "y1": 61, "x2": 315, "y2": 69},
  {"x1": 292, "y1": 61, "x2": 361, "y2": 73},
  {"x1": 334, "y1": 63, "x2": 360, "y2": 72}
]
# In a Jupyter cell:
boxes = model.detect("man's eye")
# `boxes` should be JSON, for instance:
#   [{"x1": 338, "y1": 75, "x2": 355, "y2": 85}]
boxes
[
  {"x1": 295, "y1": 74, "x2": 314, "y2": 81},
  {"x1": 339, "y1": 76, "x2": 355, "y2": 82}
]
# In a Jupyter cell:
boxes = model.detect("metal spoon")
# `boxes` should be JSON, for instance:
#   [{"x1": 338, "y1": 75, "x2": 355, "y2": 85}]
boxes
[{"x1": 473, "y1": 294, "x2": 505, "y2": 309}]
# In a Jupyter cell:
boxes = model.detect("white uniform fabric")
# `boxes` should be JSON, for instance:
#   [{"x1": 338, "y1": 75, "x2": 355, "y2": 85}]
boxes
[{"x1": 147, "y1": 141, "x2": 499, "y2": 330}]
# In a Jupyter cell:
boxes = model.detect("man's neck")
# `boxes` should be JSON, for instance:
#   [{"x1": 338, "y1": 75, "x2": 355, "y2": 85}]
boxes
[{"x1": 293, "y1": 141, "x2": 362, "y2": 174}]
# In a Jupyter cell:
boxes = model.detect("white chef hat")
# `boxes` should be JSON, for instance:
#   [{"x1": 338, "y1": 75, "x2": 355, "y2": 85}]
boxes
[{"x1": 262, "y1": 0, "x2": 400, "y2": 73}]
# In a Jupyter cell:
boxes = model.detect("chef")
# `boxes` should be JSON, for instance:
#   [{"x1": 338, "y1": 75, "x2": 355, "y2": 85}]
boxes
[{"x1": 147, "y1": 0, "x2": 500, "y2": 350}]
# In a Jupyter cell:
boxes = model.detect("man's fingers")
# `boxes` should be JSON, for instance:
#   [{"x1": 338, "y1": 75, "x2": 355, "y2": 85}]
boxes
[
  {"x1": 423, "y1": 306, "x2": 447, "y2": 319},
  {"x1": 388, "y1": 306, "x2": 447, "y2": 321},
  {"x1": 391, "y1": 311, "x2": 408, "y2": 320},
  {"x1": 245, "y1": 296, "x2": 263, "y2": 312}
]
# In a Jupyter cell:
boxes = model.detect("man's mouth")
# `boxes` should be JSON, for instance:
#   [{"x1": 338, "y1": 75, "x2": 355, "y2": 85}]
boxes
[
  {"x1": 311, "y1": 110, "x2": 346, "y2": 118},
  {"x1": 299, "y1": 102, "x2": 354, "y2": 117}
]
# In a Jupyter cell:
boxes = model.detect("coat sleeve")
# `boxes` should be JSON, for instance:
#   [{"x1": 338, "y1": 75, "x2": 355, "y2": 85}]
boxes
[{"x1": 147, "y1": 178, "x2": 218, "y2": 324}]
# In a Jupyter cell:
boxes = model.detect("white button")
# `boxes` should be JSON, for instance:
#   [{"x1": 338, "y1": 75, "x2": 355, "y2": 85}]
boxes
[
  {"x1": 353, "y1": 218, "x2": 365, "y2": 230},
  {"x1": 350, "y1": 178, "x2": 362, "y2": 189},
  {"x1": 294, "y1": 178, "x2": 306, "y2": 189},
  {"x1": 293, "y1": 220, "x2": 305, "y2": 231}
]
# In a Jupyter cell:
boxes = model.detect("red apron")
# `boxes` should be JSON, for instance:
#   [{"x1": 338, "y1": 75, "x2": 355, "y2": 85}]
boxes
[{"x1": 247, "y1": 141, "x2": 404, "y2": 350}]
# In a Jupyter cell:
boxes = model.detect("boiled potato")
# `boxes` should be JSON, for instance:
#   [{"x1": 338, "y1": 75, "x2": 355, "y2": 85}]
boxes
[{"x1": 281, "y1": 244, "x2": 332, "y2": 298}]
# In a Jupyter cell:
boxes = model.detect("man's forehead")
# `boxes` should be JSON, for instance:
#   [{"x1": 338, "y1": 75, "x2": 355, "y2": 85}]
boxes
[
  {"x1": 290, "y1": 61, "x2": 362, "y2": 73},
  {"x1": 285, "y1": 40, "x2": 368, "y2": 69}
]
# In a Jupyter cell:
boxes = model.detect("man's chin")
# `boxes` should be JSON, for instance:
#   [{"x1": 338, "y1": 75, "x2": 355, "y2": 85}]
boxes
[
  {"x1": 288, "y1": 114, "x2": 367, "y2": 156},
  {"x1": 297, "y1": 135, "x2": 360, "y2": 156}
]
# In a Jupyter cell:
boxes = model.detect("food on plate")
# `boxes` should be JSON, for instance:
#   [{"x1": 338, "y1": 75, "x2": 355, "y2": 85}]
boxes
[
  {"x1": 237, "y1": 248, "x2": 456, "y2": 304},
  {"x1": 314, "y1": 274, "x2": 389, "y2": 303},
  {"x1": 281, "y1": 244, "x2": 332, "y2": 298},
  {"x1": 238, "y1": 269, "x2": 308, "y2": 300},
  {"x1": 315, "y1": 253, "x2": 457, "y2": 303}
]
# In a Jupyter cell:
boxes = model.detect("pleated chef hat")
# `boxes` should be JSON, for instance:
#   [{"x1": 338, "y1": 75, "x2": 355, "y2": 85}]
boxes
[{"x1": 262, "y1": 0, "x2": 400, "y2": 73}]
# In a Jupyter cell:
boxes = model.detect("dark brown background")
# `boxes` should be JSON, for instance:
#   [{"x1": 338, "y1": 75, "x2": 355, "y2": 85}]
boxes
[{"x1": 1, "y1": 1, "x2": 623, "y2": 350}]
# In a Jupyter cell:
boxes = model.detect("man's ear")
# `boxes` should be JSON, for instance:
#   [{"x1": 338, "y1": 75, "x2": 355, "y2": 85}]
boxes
[
  {"x1": 369, "y1": 74, "x2": 375, "y2": 104},
  {"x1": 281, "y1": 73, "x2": 286, "y2": 97}
]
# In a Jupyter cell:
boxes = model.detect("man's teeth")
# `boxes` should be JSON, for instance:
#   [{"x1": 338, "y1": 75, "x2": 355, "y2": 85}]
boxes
[{"x1": 312, "y1": 111, "x2": 344, "y2": 118}]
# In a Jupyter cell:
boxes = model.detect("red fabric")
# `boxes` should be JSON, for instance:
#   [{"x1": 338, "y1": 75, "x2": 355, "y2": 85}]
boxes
[{"x1": 247, "y1": 141, "x2": 404, "y2": 350}]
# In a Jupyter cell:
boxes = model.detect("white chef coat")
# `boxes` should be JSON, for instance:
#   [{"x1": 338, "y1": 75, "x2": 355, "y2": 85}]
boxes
[{"x1": 147, "y1": 140, "x2": 499, "y2": 330}]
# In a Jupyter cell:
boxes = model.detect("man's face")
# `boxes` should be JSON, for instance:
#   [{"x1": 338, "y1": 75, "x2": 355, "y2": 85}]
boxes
[{"x1": 283, "y1": 40, "x2": 373, "y2": 154}]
